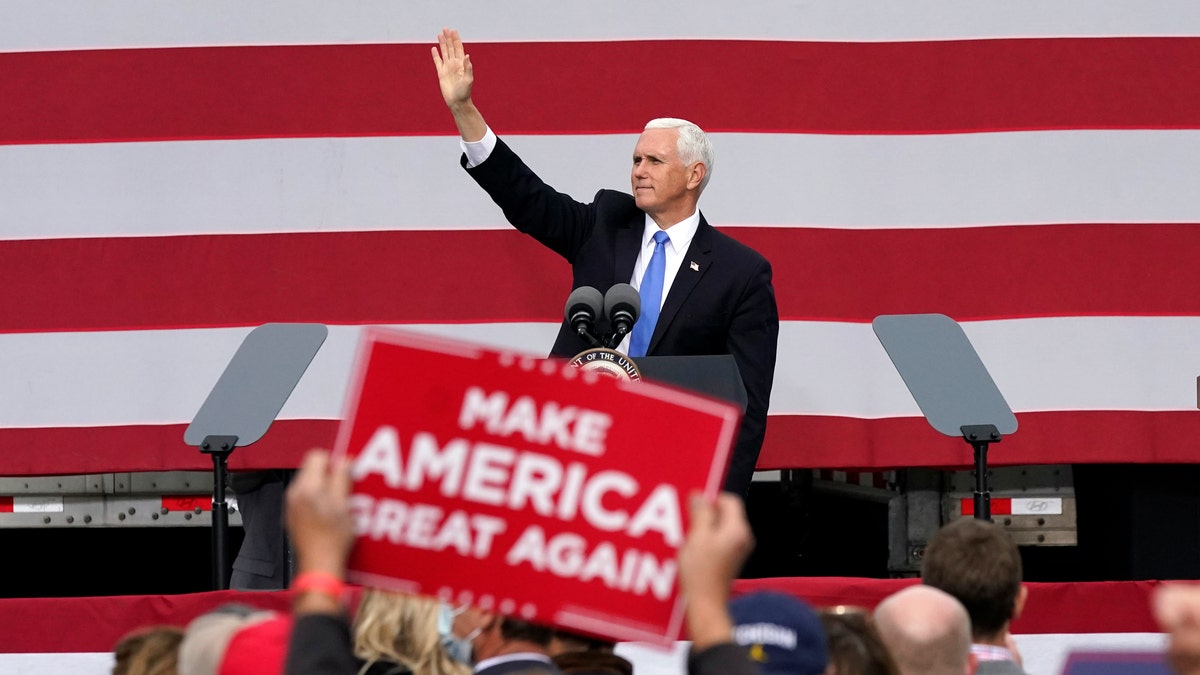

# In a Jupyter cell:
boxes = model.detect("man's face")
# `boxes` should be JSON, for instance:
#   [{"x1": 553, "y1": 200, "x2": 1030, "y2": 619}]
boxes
[{"x1": 631, "y1": 127, "x2": 698, "y2": 217}]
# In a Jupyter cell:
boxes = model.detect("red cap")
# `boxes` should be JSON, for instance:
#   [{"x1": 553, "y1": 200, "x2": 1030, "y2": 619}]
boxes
[{"x1": 217, "y1": 613, "x2": 293, "y2": 675}]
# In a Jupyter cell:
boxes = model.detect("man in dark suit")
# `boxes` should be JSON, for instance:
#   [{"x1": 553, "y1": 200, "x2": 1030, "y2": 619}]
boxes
[
  {"x1": 451, "y1": 613, "x2": 562, "y2": 675},
  {"x1": 432, "y1": 29, "x2": 779, "y2": 497}
]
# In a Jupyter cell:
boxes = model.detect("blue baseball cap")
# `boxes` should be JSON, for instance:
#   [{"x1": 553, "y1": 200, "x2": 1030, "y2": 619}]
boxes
[{"x1": 729, "y1": 591, "x2": 828, "y2": 675}]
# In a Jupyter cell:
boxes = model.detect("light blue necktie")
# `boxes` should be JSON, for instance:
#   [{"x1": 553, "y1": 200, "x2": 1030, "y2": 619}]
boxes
[{"x1": 629, "y1": 230, "x2": 670, "y2": 357}]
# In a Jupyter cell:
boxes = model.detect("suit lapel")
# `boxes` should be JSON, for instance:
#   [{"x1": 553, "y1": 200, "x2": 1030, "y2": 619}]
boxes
[
  {"x1": 614, "y1": 212, "x2": 642, "y2": 285},
  {"x1": 649, "y1": 215, "x2": 713, "y2": 354}
]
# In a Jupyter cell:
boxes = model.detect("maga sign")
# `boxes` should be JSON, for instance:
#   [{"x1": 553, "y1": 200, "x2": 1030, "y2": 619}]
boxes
[{"x1": 333, "y1": 328, "x2": 740, "y2": 644}]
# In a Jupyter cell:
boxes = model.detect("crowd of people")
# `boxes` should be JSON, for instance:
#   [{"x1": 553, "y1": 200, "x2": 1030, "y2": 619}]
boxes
[{"x1": 106, "y1": 448, "x2": 1200, "y2": 675}]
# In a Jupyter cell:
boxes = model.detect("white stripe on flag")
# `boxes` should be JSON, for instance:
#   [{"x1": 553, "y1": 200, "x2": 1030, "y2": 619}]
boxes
[
  {"x1": 4, "y1": 131, "x2": 1200, "y2": 241},
  {"x1": 2, "y1": 317, "x2": 1199, "y2": 428}
]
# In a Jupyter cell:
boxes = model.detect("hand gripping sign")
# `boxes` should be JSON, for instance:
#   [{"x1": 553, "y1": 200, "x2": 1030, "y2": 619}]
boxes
[{"x1": 333, "y1": 328, "x2": 741, "y2": 644}]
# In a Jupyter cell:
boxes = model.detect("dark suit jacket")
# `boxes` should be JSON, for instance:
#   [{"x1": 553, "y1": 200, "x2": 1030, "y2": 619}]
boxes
[
  {"x1": 688, "y1": 642, "x2": 764, "y2": 675},
  {"x1": 464, "y1": 139, "x2": 779, "y2": 495},
  {"x1": 285, "y1": 614, "x2": 359, "y2": 675}
]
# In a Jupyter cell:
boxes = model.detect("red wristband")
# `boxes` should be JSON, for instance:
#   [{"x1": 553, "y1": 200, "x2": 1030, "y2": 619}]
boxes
[{"x1": 291, "y1": 571, "x2": 346, "y2": 599}]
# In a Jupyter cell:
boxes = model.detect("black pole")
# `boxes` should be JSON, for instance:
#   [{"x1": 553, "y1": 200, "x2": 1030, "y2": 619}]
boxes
[
  {"x1": 960, "y1": 424, "x2": 1000, "y2": 521},
  {"x1": 211, "y1": 452, "x2": 229, "y2": 589},
  {"x1": 972, "y1": 440, "x2": 990, "y2": 520},
  {"x1": 201, "y1": 434, "x2": 238, "y2": 590}
]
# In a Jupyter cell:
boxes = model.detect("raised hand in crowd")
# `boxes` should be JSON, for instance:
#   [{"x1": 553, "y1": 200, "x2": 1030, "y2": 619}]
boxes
[
  {"x1": 282, "y1": 449, "x2": 359, "y2": 675},
  {"x1": 677, "y1": 492, "x2": 763, "y2": 675},
  {"x1": 678, "y1": 492, "x2": 755, "y2": 650},
  {"x1": 1155, "y1": 583, "x2": 1200, "y2": 675},
  {"x1": 286, "y1": 449, "x2": 355, "y2": 609}
]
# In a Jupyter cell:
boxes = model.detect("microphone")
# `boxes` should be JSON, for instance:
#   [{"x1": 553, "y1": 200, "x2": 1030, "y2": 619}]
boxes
[
  {"x1": 564, "y1": 286, "x2": 604, "y2": 348},
  {"x1": 603, "y1": 283, "x2": 640, "y2": 348}
]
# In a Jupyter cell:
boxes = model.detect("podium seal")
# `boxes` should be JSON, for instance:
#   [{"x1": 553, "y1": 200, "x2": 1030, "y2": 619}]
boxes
[{"x1": 569, "y1": 348, "x2": 642, "y2": 382}]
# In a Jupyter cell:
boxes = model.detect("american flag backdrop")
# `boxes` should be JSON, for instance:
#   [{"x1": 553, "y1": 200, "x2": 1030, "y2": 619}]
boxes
[{"x1": 4, "y1": 1, "x2": 1200, "y2": 478}]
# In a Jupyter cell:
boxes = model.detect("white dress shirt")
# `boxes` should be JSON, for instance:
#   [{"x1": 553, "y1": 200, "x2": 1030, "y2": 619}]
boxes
[{"x1": 615, "y1": 212, "x2": 699, "y2": 353}]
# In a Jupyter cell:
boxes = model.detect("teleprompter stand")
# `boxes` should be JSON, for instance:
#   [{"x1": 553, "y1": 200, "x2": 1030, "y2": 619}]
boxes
[
  {"x1": 199, "y1": 433, "x2": 239, "y2": 590},
  {"x1": 184, "y1": 323, "x2": 327, "y2": 590},
  {"x1": 961, "y1": 423, "x2": 1002, "y2": 522},
  {"x1": 872, "y1": 314, "x2": 1017, "y2": 520}
]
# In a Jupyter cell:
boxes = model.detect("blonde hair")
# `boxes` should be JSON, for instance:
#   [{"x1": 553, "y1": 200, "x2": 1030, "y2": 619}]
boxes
[
  {"x1": 112, "y1": 625, "x2": 184, "y2": 675},
  {"x1": 352, "y1": 590, "x2": 471, "y2": 675}
]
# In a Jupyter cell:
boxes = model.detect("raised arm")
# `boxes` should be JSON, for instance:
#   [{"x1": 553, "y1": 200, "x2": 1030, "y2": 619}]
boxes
[
  {"x1": 282, "y1": 450, "x2": 358, "y2": 675},
  {"x1": 678, "y1": 493, "x2": 763, "y2": 675},
  {"x1": 678, "y1": 492, "x2": 755, "y2": 650},
  {"x1": 431, "y1": 28, "x2": 487, "y2": 142},
  {"x1": 1156, "y1": 583, "x2": 1200, "y2": 675}
]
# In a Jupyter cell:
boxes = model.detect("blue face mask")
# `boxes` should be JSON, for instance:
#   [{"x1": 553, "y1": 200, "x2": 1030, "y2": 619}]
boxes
[{"x1": 437, "y1": 603, "x2": 477, "y2": 665}]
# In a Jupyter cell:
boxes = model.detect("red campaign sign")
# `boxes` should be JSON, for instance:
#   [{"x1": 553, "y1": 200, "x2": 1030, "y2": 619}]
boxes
[{"x1": 332, "y1": 328, "x2": 741, "y2": 644}]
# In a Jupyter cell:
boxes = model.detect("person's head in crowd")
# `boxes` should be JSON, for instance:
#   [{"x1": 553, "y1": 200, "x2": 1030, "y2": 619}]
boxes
[
  {"x1": 177, "y1": 604, "x2": 292, "y2": 675},
  {"x1": 547, "y1": 629, "x2": 612, "y2": 657},
  {"x1": 818, "y1": 607, "x2": 898, "y2": 675},
  {"x1": 728, "y1": 590, "x2": 828, "y2": 675},
  {"x1": 873, "y1": 585, "x2": 975, "y2": 675},
  {"x1": 448, "y1": 608, "x2": 555, "y2": 665},
  {"x1": 921, "y1": 517, "x2": 1026, "y2": 646},
  {"x1": 551, "y1": 651, "x2": 633, "y2": 675},
  {"x1": 112, "y1": 625, "x2": 184, "y2": 675},
  {"x1": 547, "y1": 630, "x2": 632, "y2": 674},
  {"x1": 352, "y1": 588, "x2": 471, "y2": 675}
]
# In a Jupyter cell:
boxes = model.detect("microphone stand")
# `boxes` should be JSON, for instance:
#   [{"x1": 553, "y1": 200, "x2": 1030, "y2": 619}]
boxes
[
  {"x1": 604, "y1": 326, "x2": 631, "y2": 350},
  {"x1": 575, "y1": 324, "x2": 603, "y2": 348}
]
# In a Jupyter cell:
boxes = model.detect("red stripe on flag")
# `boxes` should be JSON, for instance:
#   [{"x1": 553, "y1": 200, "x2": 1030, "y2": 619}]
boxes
[
  {"x1": 0, "y1": 591, "x2": 296, "y2": 653},
  {"x1": 0, "y1": 580, "x2": 1162, "y2": 653},
  {"x1": 3, "y1": 38, "x2": 1200, "y2": 145},
  {"x1": 4, "y1": 223, "x2": 1200, "y2": 332},
  {"x1": 758, "y1": 409, "x2": 1200, "y2": 471},
  {"x1": 0, "y1": 497, "x2": 12, "y2": 513},
  {"x1": 0, "y1": 230, "x2": 566, "y2": 332},
  {"x1": 734, "y1": 577, "x2": 1162, "y2": 634},
  {"x1": 0, "y1": 409, "x2": 1197, "y2": 477},
  {"x1": 0, "y1": 421, "x2": 335, "y2": 476}
]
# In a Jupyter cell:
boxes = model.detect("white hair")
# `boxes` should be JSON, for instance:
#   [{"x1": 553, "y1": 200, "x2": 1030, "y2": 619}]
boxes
[{"x1": 643, "y1": 118, "x2": 714, "y2": 191}]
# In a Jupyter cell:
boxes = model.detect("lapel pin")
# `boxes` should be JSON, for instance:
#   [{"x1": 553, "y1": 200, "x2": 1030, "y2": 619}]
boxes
[{"x1": 689, "y1": 261, "x2": 700, "y2": 271}]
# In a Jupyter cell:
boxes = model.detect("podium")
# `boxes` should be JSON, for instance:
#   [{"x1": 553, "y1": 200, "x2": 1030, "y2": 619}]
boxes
[
  {"x1": 636, "y1": 354, "x2": 747, "y2": 413},
  {"x1": 637, "y1": 354, "x2": 751, "y2": 494}
]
